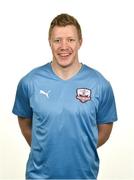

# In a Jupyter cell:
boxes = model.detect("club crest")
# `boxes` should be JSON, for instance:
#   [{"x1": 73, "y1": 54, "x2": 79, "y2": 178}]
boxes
[{"x1": 76, "y1": 88, "x2": 91, "y2": 103}]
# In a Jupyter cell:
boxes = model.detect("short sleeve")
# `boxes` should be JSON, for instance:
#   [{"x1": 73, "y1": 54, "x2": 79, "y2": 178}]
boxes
[
  {"x1": 12, "y1": 78, "x2": 33, "y2": 118},
  {"x1": 97, "y1": 81, "x2": 118, "y2": 124}
]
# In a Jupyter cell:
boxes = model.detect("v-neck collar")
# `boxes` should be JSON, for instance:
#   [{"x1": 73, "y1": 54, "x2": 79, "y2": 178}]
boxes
[{"x1": 48, "y1": 62, "x2": 85, "y2": 82}]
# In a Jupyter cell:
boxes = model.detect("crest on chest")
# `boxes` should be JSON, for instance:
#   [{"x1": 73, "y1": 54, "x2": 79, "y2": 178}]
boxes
[{"x1": 76, "y1": 88, "x2": 91, "y2": 103}]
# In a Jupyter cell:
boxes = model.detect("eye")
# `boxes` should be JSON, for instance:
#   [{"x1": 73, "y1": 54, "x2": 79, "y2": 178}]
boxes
[
  {"x1": 68, "y1": 38, "x2": 75, "y2": 42},
  {"x1": 53, "y1": 39, "x2": 61, "y2": 43}
]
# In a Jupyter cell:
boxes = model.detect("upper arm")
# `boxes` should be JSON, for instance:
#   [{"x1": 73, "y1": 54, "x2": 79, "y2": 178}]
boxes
[
  {"x1": 97, "y1": 123, "x2": 113, "y2": 148},
  {"x1": 97, "y1": 123, "x2": 113, "y2": 136},
  {"x1": 18, "y1": 116, "x2": 32, "y2": 134},
  {"x1": 97, "y1": 81, "x2": 118, "y2": 124},
  {"x1": 12, "y1": 78, "x2": 33, "y2": 118}
]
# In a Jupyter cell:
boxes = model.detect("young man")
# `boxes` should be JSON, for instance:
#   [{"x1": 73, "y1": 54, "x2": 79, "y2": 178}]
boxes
[{"x1": 12, "y1": 13, "x2": 117, "y2": 179}]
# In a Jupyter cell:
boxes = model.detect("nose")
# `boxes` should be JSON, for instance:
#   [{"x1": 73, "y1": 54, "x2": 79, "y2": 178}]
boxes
[{"x1": 60, "y1": 40, "x2": 68, "y2": 50}]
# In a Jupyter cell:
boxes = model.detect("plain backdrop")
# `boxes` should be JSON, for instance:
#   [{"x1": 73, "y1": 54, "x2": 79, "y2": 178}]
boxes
[{"x1": 0, "y1": 0, "x2": 134, "y2": 179}]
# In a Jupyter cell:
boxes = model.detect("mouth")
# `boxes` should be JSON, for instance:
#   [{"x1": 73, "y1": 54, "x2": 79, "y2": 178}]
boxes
[{"x1": 58, "y1": 53, "x2": 72, "y2": 58}]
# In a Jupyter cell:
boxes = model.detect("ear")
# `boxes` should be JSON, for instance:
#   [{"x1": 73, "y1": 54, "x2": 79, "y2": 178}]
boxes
[
  {"x1": 79, "y1": 38, "x2": 83, "y2": 48},
  {"x1": 80, "y1": 38, "x2": 83, "y2": 46},
  {"x1": 48, "y1": 39, "x2": 52, "y2": 47}
]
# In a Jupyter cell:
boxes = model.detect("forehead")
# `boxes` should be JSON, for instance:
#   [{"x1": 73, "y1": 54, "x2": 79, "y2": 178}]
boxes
[{"x1": 51, "y1": 25, "x2": 78, "y2": 38}]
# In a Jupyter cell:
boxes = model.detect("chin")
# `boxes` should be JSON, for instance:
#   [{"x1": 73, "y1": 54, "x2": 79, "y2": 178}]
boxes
[{"x1": 58, "y1": 60, "x2": 73, "y2": 68}]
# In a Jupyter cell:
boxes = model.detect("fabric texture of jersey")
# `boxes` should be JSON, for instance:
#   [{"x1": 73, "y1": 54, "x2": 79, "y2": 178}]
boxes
[{"x1": 12, "y1": 63, "x2": 118, "y2": 179}]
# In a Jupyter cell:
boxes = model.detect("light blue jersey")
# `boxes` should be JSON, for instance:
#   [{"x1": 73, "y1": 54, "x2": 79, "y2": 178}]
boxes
[{"x1": 12, "y1": 63, "x2": 117, "y2": 179}]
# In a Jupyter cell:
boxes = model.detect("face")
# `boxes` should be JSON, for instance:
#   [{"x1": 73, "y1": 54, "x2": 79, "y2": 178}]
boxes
[{"x1": 49, "y1": 25, "x2": 82, "y2": 68}]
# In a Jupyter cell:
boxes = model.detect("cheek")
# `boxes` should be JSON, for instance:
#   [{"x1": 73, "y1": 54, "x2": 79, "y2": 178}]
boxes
[
  {"x1": 51, "y1": 46, "x2": 58, "y2": 54},
  {"x1": 73, "y1": 46, "x2": 79, "y2": 53},
  {"x1": 72, "y1": 43, "x2": 81, "y2": 50}
]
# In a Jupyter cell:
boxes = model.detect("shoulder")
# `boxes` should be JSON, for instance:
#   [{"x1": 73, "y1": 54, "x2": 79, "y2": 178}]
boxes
[
  {"x1": 84, "y1": 64, "x2": 110, "y2": 86},
  {"x1": 83, "y1": 65, "x2": 113, "y2": 98},
  {"x1": 19, "y1": 63, "x2": 50, "y2": 86}
]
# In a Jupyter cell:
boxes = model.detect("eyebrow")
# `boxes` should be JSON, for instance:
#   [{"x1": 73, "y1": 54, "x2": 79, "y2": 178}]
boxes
[{"x1": 53, "y1": 36, "x2": 76, "y2": 39}]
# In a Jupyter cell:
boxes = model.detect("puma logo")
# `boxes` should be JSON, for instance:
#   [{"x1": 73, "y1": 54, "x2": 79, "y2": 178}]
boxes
[{"x1": 40, "y1": 90, "x2": 51, "y2": 98}]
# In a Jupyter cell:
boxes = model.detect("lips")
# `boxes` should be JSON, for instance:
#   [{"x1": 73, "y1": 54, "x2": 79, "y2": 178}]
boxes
[{"x1": 58, "y1": 53, "x2": 71, "y2": 57}]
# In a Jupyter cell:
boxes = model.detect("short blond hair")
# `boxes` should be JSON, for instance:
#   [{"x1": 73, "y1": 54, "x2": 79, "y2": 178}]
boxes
[{"x1": 48, "y1": 13, "x2": 82, "y2": 40}]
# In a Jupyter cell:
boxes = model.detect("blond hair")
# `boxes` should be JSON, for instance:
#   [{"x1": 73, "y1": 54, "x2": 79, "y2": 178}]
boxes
[{"x1": 48, "y1": 13, "x2": 82, "y2": 40}]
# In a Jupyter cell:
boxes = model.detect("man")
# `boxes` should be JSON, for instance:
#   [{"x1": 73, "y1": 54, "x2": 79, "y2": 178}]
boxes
[{"x1": 12, "y1": 13, "x2": 117, "y2": 179}]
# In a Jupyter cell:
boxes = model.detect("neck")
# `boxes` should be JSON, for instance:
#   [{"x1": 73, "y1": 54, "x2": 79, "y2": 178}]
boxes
[{"x1": 51, "y1": 61, "x2": 82, "y2": 80}]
